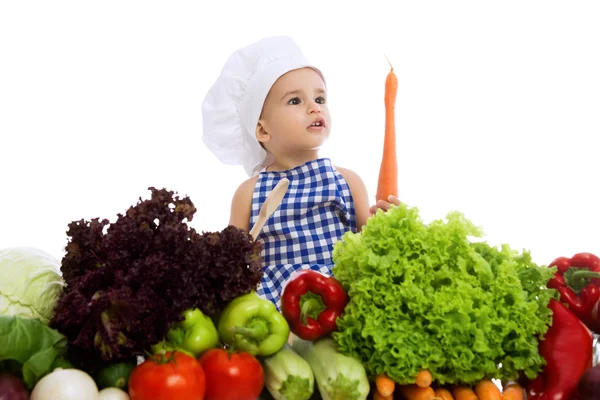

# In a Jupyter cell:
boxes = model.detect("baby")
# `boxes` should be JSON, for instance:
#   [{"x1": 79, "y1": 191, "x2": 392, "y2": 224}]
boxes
[{"x1": 202, "y1": 36, "x2": 399, "y2": 309}]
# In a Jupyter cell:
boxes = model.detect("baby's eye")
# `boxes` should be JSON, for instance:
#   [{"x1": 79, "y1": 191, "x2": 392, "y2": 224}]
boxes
[
  {"x1": 316, "y1": 96, "x2": 326, "y2": 104},
  {"x1": 287, "y1": 97, "x2": 301, "y2": 105}
]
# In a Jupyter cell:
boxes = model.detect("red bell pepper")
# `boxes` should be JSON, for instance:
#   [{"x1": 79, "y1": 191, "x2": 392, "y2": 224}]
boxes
[
  {"x1": 280, "y1": 270, "x2": 348, "y2": 341},
  {"x1": 547, "y1": 252, "x2": 600, "y2": 333},
  {"x1": 526, "y1": 299, "x2": 593, "y2": 400}
]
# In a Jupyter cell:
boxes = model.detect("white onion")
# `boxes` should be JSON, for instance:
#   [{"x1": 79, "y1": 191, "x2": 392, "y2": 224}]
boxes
[
  {"x1": 30, "y1": 368, "x2": 99, "y2": 400},
  {"x1": 99, "y1": 387, "x2": 130, "y2": 400}
]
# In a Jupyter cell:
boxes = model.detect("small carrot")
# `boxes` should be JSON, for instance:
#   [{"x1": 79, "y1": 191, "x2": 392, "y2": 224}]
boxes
[
  {"x1": 373, "y1": 390, "x2": 393, "y2": 400},
  {"x1": 451, "y1": 385, "x2": 478, "y2": 400},
  {"x1": 434, "y1": 387, "x2": 455, "y2": 400},
  {"x1": 475, "y1": 379, "x2": 502, "y2": 400},
  {"x1": 375, "y1": 374, "x2": 396, "y2": 397},
  {"x1": 415, "y1": 370, "x2": 433, "y2": 388},
  {"x1": 398, "y1": 384, "x2": 436, "y2": 400},
  {"x1": 475, "y1": 379, "x2": 501, "y2": 400},
  {"x1": 376, "y1": 56, "x2": 399, "y2": 202},
  {"x1": 501, "y1": 383, "x2": 524, "y2": 400}
]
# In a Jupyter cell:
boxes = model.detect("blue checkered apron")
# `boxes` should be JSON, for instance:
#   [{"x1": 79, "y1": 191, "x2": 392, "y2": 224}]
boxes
[{"x1": 251, "y1": 158, "x2": 357, "y2": 310}]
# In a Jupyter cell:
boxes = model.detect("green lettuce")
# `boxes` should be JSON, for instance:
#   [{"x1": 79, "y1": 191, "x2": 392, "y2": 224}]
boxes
[
  {"x1": 331, "y1": 204, "x2": 557, "y2": 385},
  {"x1": 0, "y1": 316, "x2": 69, "y2": 388}
]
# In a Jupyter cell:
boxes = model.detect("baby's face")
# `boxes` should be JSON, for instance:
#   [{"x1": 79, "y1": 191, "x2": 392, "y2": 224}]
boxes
[{"x1": 257, "y1": 68, "x2": 330, "y2": 156}]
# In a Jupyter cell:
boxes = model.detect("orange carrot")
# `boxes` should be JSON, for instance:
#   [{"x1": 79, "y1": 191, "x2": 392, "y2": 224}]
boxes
[
  {"x1": 373, "y1": 390, "x2": 393, "y2": 400},
  {"x1": 452, "y1": 385, "x2": 478, "y2": 400},
  {"x1": 375, "y1": 374, "x2": 396, "y2": 397},
  {"x1": 415, "y1": 370, "x2": 433, "y2": 388},
  {"x1": 376, "y1": 57, "x2": 399, "y2": 202},
  {"x1": 398, "y1": 384, "x2": 436, "y2": 400},
  {"x1": 501, "y1": 383, "x2": 524, "y2": 400},
  {"x1": 475, "y1": 380, "x2": 501, "y2": 400},
  {"x1": 435, "y1": 387, "x2": 455, "y2": 400}
]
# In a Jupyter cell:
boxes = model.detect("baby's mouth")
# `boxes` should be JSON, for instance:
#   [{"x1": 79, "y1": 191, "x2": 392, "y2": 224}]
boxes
[{"x1": 308, "y1": 119, "x2": 325, "y2": 129}]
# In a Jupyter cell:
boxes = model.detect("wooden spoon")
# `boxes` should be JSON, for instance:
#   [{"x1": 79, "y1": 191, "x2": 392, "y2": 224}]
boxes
[{"x1": 249, "y1": 177, "x2": 289, "y2": 240}]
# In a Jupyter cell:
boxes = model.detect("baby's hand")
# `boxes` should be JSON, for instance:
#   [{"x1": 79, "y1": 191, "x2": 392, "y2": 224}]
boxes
[{"x1": 369, "y1": 195, "x2": 401, "y2": 215}]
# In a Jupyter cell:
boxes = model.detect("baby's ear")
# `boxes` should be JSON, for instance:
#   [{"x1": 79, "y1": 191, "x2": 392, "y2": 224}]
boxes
[{"x1": 256, "y1": 120, "x2": 270, "y2": 144}]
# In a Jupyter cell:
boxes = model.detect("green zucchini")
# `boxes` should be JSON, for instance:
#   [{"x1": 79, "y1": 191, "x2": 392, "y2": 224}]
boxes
[
  {"x1": 263, "y1": 344, "x2": 315, "y2": 400},
  {"x1": 292, "y1": 337, "x2": 369, "y2": 400}
]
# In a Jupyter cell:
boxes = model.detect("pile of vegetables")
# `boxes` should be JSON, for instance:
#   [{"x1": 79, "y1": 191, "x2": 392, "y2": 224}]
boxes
[
  {"x1": 99, "y1": 288, "x2": 367, "y2": 400},
  {"x1": 0, "y1": 247, "x2": 131, "y2": 399},
  {"x1": 331, "y1": 203, "x2": 558, "y2": 385},
  {"x1": 2, "y1": 185, "x2": 598, "y2": 400},
  {"x1": 264, "y1": 270, "x2": 370, "y2": 400},
  {"x1": 48, "y1": 187, "x2": 264, "y2": 370},
  {"x1": 0, "y1": 186, "x2": 371, "y2": 400},
  {"x1": 0, "y1": 248, "x2": 72, "y2": 391}
]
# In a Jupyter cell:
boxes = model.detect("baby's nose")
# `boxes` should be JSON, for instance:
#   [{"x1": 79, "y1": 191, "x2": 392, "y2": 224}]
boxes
[{"x1": 308, "y1": 102, "x2": 321, "y2": 113}]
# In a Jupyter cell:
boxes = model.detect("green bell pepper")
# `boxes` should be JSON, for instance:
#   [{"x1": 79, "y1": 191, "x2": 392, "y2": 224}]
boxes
[
  {"x1": 218, "y1": 292, "x2": 289, "y2": 357},
  {"x1": 152, "y1": 308, "x2": 219, "y2": 357}
]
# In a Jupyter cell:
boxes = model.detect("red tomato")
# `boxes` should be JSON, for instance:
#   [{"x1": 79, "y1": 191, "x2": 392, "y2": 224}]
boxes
[
  {"x1": 129, "y1": 351, "x2": 206, "y2": 400},
  {"x1": 199, "y1": 348, "x2": 264, "y2": 400}
]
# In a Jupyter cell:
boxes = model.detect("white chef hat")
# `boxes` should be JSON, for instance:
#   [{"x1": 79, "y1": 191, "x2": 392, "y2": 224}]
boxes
[{"x1": 202, "y1": 35, "x2": 325, "y2": 177}]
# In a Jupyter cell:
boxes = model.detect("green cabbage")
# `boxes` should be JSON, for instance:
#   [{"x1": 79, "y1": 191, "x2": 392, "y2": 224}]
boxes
[
  {"x1": 331, "y1": 204, "x2": 557, "y2": 385},
  {"x1": 0, "y1": 247, "x2": 64, "y2": 323}
]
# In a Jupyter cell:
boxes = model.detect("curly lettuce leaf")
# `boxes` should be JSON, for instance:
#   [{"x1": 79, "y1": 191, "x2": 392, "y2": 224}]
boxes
[{"x1": 332, "y1": 204, "x2": 556, "y2": 385}]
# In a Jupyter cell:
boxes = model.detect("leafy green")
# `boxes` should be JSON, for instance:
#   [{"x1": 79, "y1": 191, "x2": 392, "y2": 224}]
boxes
[
  {"x1": 50, "y1": 187, "x2": 263, "y2": 370},
  {"x1": 331, "y1": 204, "x2": 557, "y2": 385},
  {"x1": 0, "y1": 315, "x2": 68, "y2": 389}
]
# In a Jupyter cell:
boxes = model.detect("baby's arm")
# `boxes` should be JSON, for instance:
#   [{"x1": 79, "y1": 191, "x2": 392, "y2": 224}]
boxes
[
  {"x1": 336, "y1": 167, "x2": 371, "y2": 230},
  {"x1": 228, "y1": 176, "x2": 258, "y2": 232}
]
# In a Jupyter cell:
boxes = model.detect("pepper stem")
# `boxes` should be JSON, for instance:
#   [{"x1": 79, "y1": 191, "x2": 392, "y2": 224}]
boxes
[
  {"x1": 226, "y1": 343, "x2": 236, "y2": 358},
  {"x1": 299, "y1": 292, "x2": 327, "y2": 326},
  {"x1": 230, "y1": 319, "x2": 270, "y2": 340},
  {"x1": 565, "y1": 267, "x2": 600, "y2": 294}
]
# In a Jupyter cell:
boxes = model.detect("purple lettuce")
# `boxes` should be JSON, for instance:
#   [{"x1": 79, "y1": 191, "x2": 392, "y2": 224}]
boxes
[{"x1": 49, "y1": 187, "x2": 263, "y2": 369}]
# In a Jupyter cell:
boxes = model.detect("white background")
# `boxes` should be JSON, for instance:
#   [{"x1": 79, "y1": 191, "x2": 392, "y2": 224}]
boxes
[{"x1": 1, "y1": 1, "x2": 598, "y2": 265}]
